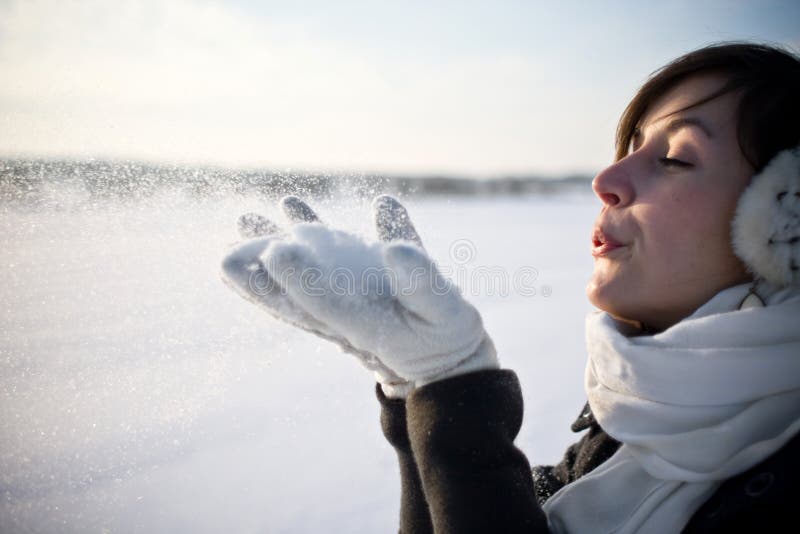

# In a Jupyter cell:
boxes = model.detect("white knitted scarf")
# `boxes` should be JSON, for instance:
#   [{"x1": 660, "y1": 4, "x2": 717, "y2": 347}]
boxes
[{"x1": 543, "y1": 282, "x2": 800, "y2": 533}]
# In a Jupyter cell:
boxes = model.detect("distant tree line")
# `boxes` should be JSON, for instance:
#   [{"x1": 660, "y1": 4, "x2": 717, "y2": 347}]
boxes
[{"x1": 0, "y1": 158, "x2": 593, "y2": 205}]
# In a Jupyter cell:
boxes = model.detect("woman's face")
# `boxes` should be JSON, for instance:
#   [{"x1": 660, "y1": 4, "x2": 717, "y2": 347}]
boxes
[{"x1": 587, "y1": 74, "x2": 754, "y2": 331}]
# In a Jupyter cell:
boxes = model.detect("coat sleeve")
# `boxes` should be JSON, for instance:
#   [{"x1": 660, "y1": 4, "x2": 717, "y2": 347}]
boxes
[
  {"x1": 403, "y1": 369, "x2": 550, "y2": 533},
  {"x1": 376, "y1": 384, "x2": 435, "y2": 534}
]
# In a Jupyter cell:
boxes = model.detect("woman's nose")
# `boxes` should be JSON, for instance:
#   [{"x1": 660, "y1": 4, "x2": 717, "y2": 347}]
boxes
[{"x1": 592, "y1": 159, "x2": 635, "y2": 208}]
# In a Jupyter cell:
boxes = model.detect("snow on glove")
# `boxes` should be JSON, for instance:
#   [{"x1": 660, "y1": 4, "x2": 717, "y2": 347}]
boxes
[
  {"x1": 267, "y1": 196, "x2": 499, "y2": 385},
  {"x1": 221, "y1": 196, "x2": 413, "y2": 397},
  {"x1": 221, "y1": 195, "x2": 499, "y2": 397}
]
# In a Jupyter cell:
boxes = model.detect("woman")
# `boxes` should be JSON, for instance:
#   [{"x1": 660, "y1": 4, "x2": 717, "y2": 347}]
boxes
[{"x1": 221, "y1": 42, "x2": 800, "y2": 533}]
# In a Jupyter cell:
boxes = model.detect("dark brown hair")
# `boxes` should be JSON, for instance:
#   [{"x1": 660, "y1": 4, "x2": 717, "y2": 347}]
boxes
[{"x1": 616, "y1": 42, "x2": 800, "y2": 172}]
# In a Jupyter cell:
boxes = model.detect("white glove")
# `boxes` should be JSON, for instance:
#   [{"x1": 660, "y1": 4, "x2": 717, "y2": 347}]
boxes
[{"x1": 220, "y1": 195, "x2": 499, "y2": 397}]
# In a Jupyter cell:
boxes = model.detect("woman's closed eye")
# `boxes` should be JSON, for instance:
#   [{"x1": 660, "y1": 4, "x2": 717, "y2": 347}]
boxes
[{"x1": 659, "y1": 157, "x2": 693, "y2": 168}]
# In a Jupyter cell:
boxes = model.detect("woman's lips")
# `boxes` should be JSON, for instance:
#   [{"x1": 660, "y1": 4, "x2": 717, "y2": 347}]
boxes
[{"x1": 591, "y1": 228, "x2": 627, "y2": 257}]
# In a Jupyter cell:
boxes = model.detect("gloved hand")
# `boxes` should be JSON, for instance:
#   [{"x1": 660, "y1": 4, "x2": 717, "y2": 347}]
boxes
[{"x1": 220, "y1": 195, "x2": 499, "y2": 398}]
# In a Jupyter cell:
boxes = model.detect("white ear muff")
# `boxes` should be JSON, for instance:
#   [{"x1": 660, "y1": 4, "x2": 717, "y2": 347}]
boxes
[{"x1": 731, "y1": 146, "x2": 800, "y2": 288}]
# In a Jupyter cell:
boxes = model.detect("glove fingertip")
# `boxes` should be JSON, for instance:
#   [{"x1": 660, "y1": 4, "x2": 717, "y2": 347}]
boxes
[
  {"x1": 371, "y1": 193, "x2": 399, "y2": 211},
  {"x1": 220, "y1": 237, "x2": 277, "y2": 297},
  {"x1": 281, "y1": 195, "x2": 321, "y2": 223},
  {"x1": 221, "y1": 238, "x2": 273, "y2": 276},
  {"x1": 237, "y1": 212, "x2": 281, "y2": 238},
  {"x1": 372, "y1": 194, "x2": 423, "y2": 246}
]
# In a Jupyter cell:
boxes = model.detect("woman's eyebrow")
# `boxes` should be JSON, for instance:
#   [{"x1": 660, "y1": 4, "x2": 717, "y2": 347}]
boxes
[
  {"x1": 631, "y1": 116, "x2": 714, "y2": 152},
  {"x1": 664, "y1": 116, "x2": 714, "y2": 139}
]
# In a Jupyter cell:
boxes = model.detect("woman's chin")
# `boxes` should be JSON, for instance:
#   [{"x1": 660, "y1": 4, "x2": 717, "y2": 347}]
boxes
[
  {"x1": 586, "y1": 274, "x2": 624, "y2": 311},
  {"x1": 586, "y1": 279, "x2": 642, "y2": 323}
]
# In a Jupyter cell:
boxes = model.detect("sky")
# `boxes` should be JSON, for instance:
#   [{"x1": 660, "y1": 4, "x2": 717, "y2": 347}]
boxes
[{"x1": 1, "y1": 0, "x2": 798, "y2": 177}]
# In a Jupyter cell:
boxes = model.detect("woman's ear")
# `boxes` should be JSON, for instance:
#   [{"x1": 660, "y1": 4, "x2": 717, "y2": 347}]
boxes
[{"x1": 731, "y1": 146, "x2": 800, "y2": 287}]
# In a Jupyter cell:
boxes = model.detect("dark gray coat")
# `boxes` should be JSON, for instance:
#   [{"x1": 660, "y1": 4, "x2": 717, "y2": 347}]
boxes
[{"x1": 377, "y1": 370, "x2": 798, "y2": 533}]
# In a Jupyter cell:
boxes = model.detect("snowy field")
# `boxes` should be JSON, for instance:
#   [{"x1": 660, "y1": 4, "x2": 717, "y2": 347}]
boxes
[{"x1": 1, "y1": 189, "x2": 600, "y2": 533}]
